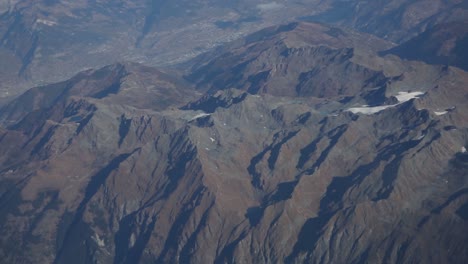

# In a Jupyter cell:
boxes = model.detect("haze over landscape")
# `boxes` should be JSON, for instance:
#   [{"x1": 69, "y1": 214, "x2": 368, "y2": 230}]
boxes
[{"x1": 0, "y1": 1, "x2": 467, "y2": 263}]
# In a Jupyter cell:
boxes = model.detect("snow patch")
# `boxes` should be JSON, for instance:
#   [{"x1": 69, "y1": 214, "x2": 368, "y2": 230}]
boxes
[
  {"x1": 36, "y1": 19, "x2": 57, "y2": 26},
  {"x1": 93, "y1": 234, "x2": 105, "y2": 247},
  {"x1": 394, "y1": 91, "x2": 425, "y2": 103},
  {"x1": 347, "y1": 91, "x2": 425, "y2": 115},
  {"x1": 189, "y1": 113, "x2": 210, "y2": 121},
  {"x1": 210, "y1": 137, "x2": 215, "y2": 142},
  {"x1": 415, "y1": 134, "x2": 425, "y2": 140},
  {"x1": 434, "y1": 111, "x2": 448, "y2": 116},
  {"x1": 347, "y1": 105, "x2": 393, "y2": 115},
  {"x1": 462, "y1": 147, "x2": 467, "y2": 153}
]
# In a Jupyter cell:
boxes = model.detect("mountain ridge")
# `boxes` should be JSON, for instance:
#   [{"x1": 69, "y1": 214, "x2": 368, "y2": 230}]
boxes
[
  {"x1": 0, "y1": 3, "x2": 467, "y2": 263},
  {"x1": 0, "y1": 19, "x2": 467, "y2": 262}
]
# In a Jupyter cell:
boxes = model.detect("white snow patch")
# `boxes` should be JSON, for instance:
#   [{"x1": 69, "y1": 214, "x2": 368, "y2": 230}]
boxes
[
  {"x1": 434, "y1": 111, "x2": 448, "y2": 116},
  {"x1": 257, "y1": 2, "x2": 283, "y2": 11},
  {"x1": 93, "y1": 234, "x2": 105, "y2": 247},
  {"x1": 346, "y1": 105, "x2": 393, "y2": 115},
  {"x1": 189, "y1": 113, "x2": 210, "y2": 121},
  {"x1": 347, "y1": 91, "x2": 425, "y2": 115},
  {"x1": 36, "y1": 19, "x2": 57, "y2": 26},
  {"x1": 416, "y1": 134, "x2": 425, "y2": 140},
  {"x1": 394, "y1": 91, "x2": 425, "y2": 103},
  {"x1": 130, "y1": 233, "x2": 136, "y2": 247},
  {"x1": 210, "y1": 137, "x2": 215, "y2": 142},
  {"x1": 205, "y1": 147, "x2": 210, "y2": 151},
  {"x1": 462, "y1": 147, "x2": 467, "y2": 153}
]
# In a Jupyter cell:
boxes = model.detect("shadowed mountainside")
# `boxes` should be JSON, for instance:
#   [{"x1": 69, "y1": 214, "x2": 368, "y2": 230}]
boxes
[
  {"x1": 383, "y1": 20, "x2": 468, "y2": 71},
  {"x1": 303, "y1": 0, "x2": 468, "y2": 42}
]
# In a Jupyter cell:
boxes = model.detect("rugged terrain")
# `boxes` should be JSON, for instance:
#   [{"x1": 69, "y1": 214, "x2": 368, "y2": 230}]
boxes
[
  {"x1": 305, "y1": 0, "x2": 468, "y2": 42},
  {"x1": 1, "y1": 0, "x2": 466, "y2": 98},
  {"x1": 384, "y1": 20, "x2": 468, "y2": 71},
  {"x1": 0, "y1": 21, "x2": 467, "y2": 263},
  {"x1": 0, "y1": 0, "x2": 326, "y2": 97}
]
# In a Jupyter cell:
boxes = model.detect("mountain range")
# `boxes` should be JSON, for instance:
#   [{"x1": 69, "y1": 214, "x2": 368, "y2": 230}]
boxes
[
  {"x1": 0, "y1": 0, "x2": 467, "y2": 97},
  {"x1": 0, "y1": 1, "x2": 467, "y2": 264}
]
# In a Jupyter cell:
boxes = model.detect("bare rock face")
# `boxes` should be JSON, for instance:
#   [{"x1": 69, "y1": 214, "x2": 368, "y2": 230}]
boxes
[{"x1": 0, "y1": 21, "x2": 467, "y2": 264}]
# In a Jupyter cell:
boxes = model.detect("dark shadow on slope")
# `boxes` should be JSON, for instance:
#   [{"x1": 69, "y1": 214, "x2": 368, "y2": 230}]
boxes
[
  {"x1": 268, "y1": 180, "x2": 299, "y2": 204},
  {"x1": 54, "y1": 150, "x2": 138, "y2": 264},
  {"x1": 179, "y1": 202, "x2": 214, "y2": 263},
  {"x1": 18, "y1": 35, "x2": 38, "y2": 77},
  {"x1": 284, "y1": 212, "x2": 333, "y2": 263},
  {"x1": 456, "y1": 202, "x2": 468, "y2": 221},
  {"x1": 91, "y1": 81, "x2": 122, "y2": 99},
  {"x1": 181, "y1": 92, "x2": 247, "y2": 113},
  {"x1": 30, "y1": 125, "x2": 57, "y2": 156},
  {"x1": 114, "y1": 212, "x2": 157, "y2": 264},
  {"x1": 299, "y1": 124, "x2": 348, "y2": 174},
  {"x1": 214, "y1": 231, "x2": 248, "y2": 264},
  {"x1": 268, "y1": 131, "x2": 299, "y2": 170},
  {"x1": 245, "y1": 206, "x2": 264, "y2": 227},
  {"x1": 76, "y1": 113, "x2": 95, "y2": 135},
  {"x1": 287, "y1": 133, "x2": 423, "y2": 262},
  {"x1": 248, "y1": 130, "x2": 299, "y2": 189},
  {"x1": 118, "y1": 115, "x2": 132, "y2": 147},
  {"x1": 156, "y1": 186, "x2": 207, "y2": 263},
  {"x1": 161, "y1": 146, "x2": 197, "y2": 200},
  {"x1": 247, "y1": 70, "x2": 270, "y2": 94}
]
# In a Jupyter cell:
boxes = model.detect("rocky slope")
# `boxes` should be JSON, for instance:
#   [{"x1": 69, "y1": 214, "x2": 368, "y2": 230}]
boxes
[
  {"x1": 185, "y1": 22, "x2": 394, "y2": 97},
  {"x1": 383, "y1": 20, "x2": 468, "y2": 71},
  {"x1": 0, "y1": 22, "x2": 467, "y2": 263}
]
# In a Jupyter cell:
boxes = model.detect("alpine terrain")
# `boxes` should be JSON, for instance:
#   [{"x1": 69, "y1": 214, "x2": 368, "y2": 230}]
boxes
[{"x1": 0, "y1": 1, "x2": 467, "y2": 264}]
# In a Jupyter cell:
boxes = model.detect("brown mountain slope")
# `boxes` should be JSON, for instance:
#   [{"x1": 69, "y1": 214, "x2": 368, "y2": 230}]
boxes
[
  {"x1": 185, "y1": 21, "x2": 458, "y2": 105},
  {"x1": 0, "y1": 62, "x2": 197, "y2": 126},
  {"x1": 185, "y1": 22, "x2": 395, "y2": 98},
  {"x1": 0, "y1": 25, "x2": 468, "y2": 263}
]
